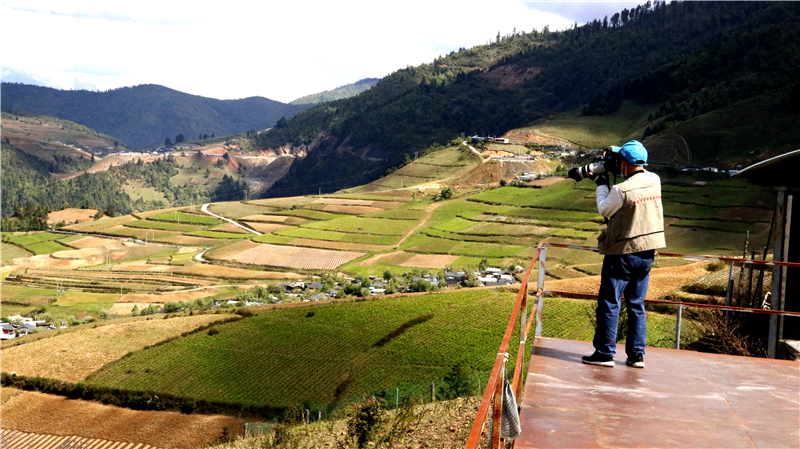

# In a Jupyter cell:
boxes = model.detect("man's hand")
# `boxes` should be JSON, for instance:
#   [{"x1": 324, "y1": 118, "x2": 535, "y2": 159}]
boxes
[{"x1": 594, "y1": 173, "x2": 609, "y2": 187}]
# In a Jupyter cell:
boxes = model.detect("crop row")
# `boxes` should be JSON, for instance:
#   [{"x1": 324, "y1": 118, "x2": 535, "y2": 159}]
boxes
[
  {"x1": 124, "y1": 219, "x2": 206, "y2": 232},
  {"x1": 149, "y1": 211, "x2": 223, "y2": 225},
  {"x1": 302, "y1": 216, "x2": 418, "y2": 236},
  {"x1": 275, "y1": 227, "x2": 400, "y2": 245},
  {"x1": 222, "y1": 243, "x2": 365, "y2": 270},
  {"x1": 3, "y1": 232, "x2": 64, "y2": 246}
]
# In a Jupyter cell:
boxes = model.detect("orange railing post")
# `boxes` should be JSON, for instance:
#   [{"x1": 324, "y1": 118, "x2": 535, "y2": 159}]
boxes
[{"x1": 466, "y1": 243, "x2": 543, "y2": 449}]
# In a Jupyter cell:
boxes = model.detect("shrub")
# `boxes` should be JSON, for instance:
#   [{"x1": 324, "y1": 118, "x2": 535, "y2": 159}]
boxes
[
  {"x1": 181, "y1": 400, "x2": 197, "y2": 414},
  {"x1": 208, "y1": 327, "x2": 220, "y2": 336},
  {"x1": 346, "y1": 397, "x2": 387, "y2": 449},
  {"x1": 235, "y1": 308, "x2": 254, "y2": 318},
  {"x1": 707, "y1": 260, "x2": 727, "y2": 272}
]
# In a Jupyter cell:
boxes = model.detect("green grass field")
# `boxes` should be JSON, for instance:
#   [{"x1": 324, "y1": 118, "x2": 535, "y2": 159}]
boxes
[
  {"x1": 149, "y1": 211, "x2": 223, "y2": 225},
  {"x1": 85, "y1": 289, "x2": 688, "y2": 410},
  {"x1": 3, "y1": 232, "x2": 64, "y2": 246},
  {"x1": 1, "y1": 242, "x2": 32, "y2": 265},
  {"x1": 124, "y1": 219, "x2": 206, "y2": 232},
  {"x1": 302, "y1": 216, "x2": 418, "y2": 236},
  {"x1": 24, "y1": 240, "x2": 72, "y2": 255}
]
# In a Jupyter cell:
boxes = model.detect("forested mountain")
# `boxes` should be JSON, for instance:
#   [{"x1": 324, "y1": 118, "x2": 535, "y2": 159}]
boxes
[
  {"x1": 256, "y1": 1, "x2": 800, "y2": 196},
  {"x1": 0, "y1": 84, "x2": 311, "y2": 148},
  {"x1": 289, "y1": 78, "x2": 381, "y2": 105}
]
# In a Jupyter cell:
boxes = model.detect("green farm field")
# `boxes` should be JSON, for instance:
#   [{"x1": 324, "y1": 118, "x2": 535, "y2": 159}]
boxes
[
  {"x1": 85, "y1": 289, "x2": 688, "y2": 410},
  {"x1": 1, "y1": 242, "x2": 32, "y2": 265}
]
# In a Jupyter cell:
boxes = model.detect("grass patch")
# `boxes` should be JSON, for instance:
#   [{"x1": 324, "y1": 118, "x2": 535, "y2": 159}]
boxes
[
  {"x1": 25, "y1": 240, "x2": 71, "y2": 255},
  {"x1": 149, "y1": 211, "x2": 223, "y2": 226},
  {"x1": 4, "y1": 232, "x2": 63, "y2": 246},
  {"x1": 302, "y1": 216, "x2": 417, "y2": 236},
  {"x1": 2, "y1": 242, "x2": 32, "y2": 265},
  {"x1": 125, "y1": 220, "x2": 206, "y2": 232}
]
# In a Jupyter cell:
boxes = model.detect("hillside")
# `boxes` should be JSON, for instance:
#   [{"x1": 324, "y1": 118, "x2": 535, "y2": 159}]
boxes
[
  {"x1": 289, "y1": 78, "x2": 380, "y2": 105},
  {"x1": 253, "y1": 1, "x2": 800, "y2": 195},
  {"x1": 0, "y1": 83, "x2": 311, "y2": 148}
]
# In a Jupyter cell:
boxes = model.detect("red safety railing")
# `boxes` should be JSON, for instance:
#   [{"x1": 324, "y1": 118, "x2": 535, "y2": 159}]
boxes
[{"x1": 465, "y1": 241, "x2": 800, "y2": 449}]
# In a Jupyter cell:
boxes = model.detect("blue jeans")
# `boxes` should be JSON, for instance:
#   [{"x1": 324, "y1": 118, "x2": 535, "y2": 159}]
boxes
[{"x1": 593, "y1": 250, "x2": 654, "y2": 358}]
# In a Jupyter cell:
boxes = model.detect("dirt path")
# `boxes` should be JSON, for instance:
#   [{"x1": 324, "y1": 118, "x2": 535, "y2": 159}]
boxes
[
  {"x1": 394, "y1": 202, "x2": 442, "y2": 248},
  {"x1": 200, "y1": 203, "x2": 262, "y2": 236}
]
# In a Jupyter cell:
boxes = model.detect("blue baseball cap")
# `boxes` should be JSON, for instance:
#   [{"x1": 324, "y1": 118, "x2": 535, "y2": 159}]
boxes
[{"x1": 610, "y1": 140, "x2": 647, "y2": 166}]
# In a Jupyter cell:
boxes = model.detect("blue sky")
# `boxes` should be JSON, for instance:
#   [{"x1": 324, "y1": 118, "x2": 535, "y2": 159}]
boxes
[{"x1": 1, "y1": 1, "x2": 643, "y2": 103}]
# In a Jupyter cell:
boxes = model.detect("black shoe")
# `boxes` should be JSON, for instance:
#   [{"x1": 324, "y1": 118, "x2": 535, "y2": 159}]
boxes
[
  {"x1": 626, "y1": 354, "x2": 645, "y2": 368},
  {"x1": 581, "y1": 353, "x2": 614, "y2": 367}
]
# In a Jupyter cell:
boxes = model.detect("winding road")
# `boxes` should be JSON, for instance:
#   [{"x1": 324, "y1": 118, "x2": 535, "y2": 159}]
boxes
[{"x1": 200, "y1": 203, "x2": 262, "y2": 236}]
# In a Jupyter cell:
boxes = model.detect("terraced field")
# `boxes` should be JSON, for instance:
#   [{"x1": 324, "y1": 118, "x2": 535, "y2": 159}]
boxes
[{"x1": 83, "y1": 289, "x2": 691, "y2": 410}]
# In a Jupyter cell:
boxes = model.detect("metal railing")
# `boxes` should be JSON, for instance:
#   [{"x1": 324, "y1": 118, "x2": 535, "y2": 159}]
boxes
[{"x1": 465, "y1": 241, "x2": 800, "y2": 449}]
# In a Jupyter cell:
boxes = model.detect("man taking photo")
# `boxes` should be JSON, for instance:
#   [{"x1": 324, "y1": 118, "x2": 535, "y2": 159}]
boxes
[{"x1": 571, "y1": 140, "x2": 665, "y2": 368}]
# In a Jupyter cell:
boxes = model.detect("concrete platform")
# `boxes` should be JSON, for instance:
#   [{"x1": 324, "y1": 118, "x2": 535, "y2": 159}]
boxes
[{"x1": 516, "y1": 338, "x2": 800, "y2": 448}]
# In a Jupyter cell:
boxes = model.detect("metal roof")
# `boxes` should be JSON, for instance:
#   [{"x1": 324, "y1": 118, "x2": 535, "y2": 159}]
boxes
[{"x1": 732, "y1": 148, "x2": 800, "y2": 188}]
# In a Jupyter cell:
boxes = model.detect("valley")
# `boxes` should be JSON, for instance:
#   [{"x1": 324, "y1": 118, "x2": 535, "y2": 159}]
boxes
[{"x1": 2, "y1": 2, "x2": 797, "y2": 447}]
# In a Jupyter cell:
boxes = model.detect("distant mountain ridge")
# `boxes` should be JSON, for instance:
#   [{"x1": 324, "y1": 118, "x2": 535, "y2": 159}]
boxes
[
  {"x1": 1, "y1": 83, "x2": 311, "y2": 148},
  {"x1": 290, "y1": 78, "x2": 380, "y2": 105}
]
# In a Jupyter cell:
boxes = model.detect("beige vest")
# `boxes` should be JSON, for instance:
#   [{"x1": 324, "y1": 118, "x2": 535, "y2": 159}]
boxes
[{"x1": 598, "y1": 171, "x2": 666, "y2": 255}]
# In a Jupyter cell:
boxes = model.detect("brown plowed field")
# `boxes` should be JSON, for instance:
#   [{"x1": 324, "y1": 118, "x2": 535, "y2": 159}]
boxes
[
  {"x1": 47, "y1": 208, "x2": 101, "y2": 225},
  {"x1": 238, "y1": 214, "x2": 290, "y2": 222},
  {"x1": 242, "y1": 222, "x2": 292, "y2": 233},
  {"x1": 161, "y1": 235, "x2": 221, "y2": 246},
  {"x1": 205, "y1": 239, "x2": 260, "y2": 259},
  {"x1": 112, "y1": 261, "x2": 178, "y2": 272},
  {"x1": 361, "y1": 251, "x2": 414, "y2": 266},
  {"x1": 287, "y1": 238, "x2": 390, "y2": 252},
  {"x1": 120, "y1": 286, "x2": 238, "y2": 303},
  {"x1": 321, "y1": 205, "x2": 384, "y2": 214},
  {"x1": 1, "y1": 429, "x2": 162, "y2": 449},
  {"x1": 50, "y1": 247, "x2": 104, "y2": 259},
  {"x1": 63, "y1": 215, "x2": 137, "y2": 233},
  {"x1": 546, "y1": 262, "x2": 710, "y2": 301},
  {"x1": 108, "y1": 302, "x2": 163, "y2": 315},
  {"x1": 68, "y1": 236, "x2": 120, "y2": 249},
  {"x1": 176, "y1": 263, "x2": 303, "y2": 279},
  {"x1": 1, "y1": 314, "x2": 233, "y2": 381},
  {"x1": 208, "y1": 222, "x2": 251, "y2": 234},
  {"x1": 399, "y1": 254, "x2": 460, "y2": 269},
  {"x1": 312, "y1": 198, "x2": 374, "y2": 206},
  {"x1": 11, "y1": 254, "x2": 100, "y2": 270},
  {"x1": 0, "y1": 391, "x2": 243, "y2": 449},
  {"x1": 222, "y1": 243, "x2": 364, "y2": 270}
]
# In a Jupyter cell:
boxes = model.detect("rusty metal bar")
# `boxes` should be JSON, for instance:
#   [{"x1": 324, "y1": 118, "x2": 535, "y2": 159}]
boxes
[
  {"x1": 544, "y1": 242, "x2": 800, "y2": 268},
  {"x1": 465, "y1": 244, "x2": 542, "y2": 449},
  {"x1": 543, "y1": 290, "x2": 800, "y2": 317},
  {"x1": 491, "y1": 357, "x2": 505, "y2": 449},
  {"x1": 535, "y1": 247, "x2": 546, "y2": 338},
  {"x1": 512, "y1": 283, "x2": 528, "y2": 405}
]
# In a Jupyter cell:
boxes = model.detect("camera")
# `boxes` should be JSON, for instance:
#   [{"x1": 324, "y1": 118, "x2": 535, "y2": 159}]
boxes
[{"x1": 567, "y1": 148, "x2": 621, "y2": 182}]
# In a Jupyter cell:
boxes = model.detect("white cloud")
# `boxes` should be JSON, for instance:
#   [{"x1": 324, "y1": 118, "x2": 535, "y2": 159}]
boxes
[{"x1": 1, "y1": 1, "x2": 635, "y2": 102}]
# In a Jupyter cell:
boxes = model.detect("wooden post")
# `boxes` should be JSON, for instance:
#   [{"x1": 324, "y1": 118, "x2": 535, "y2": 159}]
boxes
[
  {"x1": 431, "y1": 382, "x2": 435, "y2": 402},
  {"x1": 769, "y1": 189, "x2": 786, "y2": 358},
  {"x1": 779, "y1": 195, "x2": 793, "y2": 342}
]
